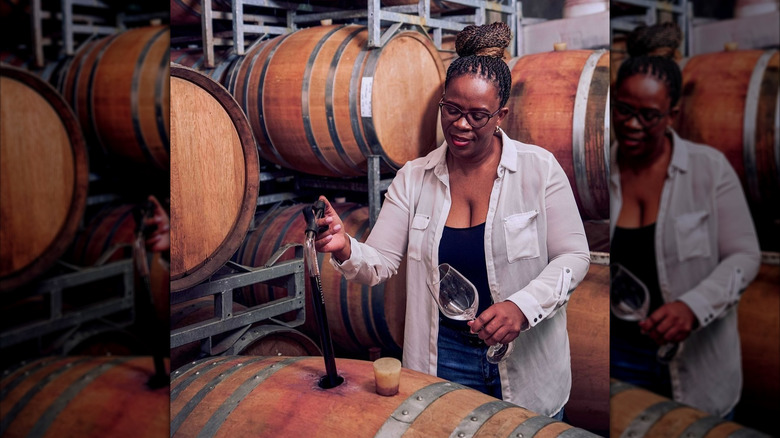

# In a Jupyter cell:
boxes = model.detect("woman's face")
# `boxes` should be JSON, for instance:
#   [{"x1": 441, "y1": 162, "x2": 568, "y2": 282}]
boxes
[
  {"x1": 440, "y1": 74, "x2": 508, "y2": 163},
  {"x1": 613, "y1": 73, "x2": 678, "y2": 161}
]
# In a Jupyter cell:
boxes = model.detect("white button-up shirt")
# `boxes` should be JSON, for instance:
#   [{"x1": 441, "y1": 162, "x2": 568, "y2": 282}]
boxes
[
  {"x1": 332, "y1": 129, "x2": 591, "y2": 415},
  {"x1": 609, "y1": 129, "x2": 761, "y2": 416}
]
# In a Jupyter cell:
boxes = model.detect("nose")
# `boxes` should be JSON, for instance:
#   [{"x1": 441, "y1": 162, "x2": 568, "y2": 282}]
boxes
[
  {"x1": 452, "y1": 113, "x2": 472, "y2": 130},
  {"x1": 623, "y1": 114, "x2": 643, "y2": 130}
]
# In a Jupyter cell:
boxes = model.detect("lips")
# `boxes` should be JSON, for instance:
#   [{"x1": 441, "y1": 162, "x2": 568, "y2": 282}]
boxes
[
  {"x1": 616, "y1": 131, "x2": 644, "y2": 148},
  {"x1": 449, "y1": 134, "x2": 472, "y2": 148}
]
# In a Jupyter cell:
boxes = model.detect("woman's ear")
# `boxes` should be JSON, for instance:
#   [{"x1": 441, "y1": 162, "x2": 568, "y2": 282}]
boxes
[
  {"x1": 496, "y1": 107, "x2": 510, "y2": 124},
  {"x1": 668, "y1": 104, "x2": 681, "y2": 126}
]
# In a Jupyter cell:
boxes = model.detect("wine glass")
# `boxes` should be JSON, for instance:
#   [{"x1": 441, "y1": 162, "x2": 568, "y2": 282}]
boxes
[
  {"x1": 611, "y1": 263, "x2": 679, "y2": 363},
  {"x1": 427, "y1": 263, "x2": 513, "y2": 364}
]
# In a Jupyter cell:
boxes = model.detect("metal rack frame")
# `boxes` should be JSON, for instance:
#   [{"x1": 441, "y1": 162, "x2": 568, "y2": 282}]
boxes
[
  {"x1": 200, "y1": 0, "x2": 519, "y2": 67},
  {"x1": 295, "y1": 155, "x2": 393, "y2": 228},
  {"x1": 611, "y1": 0, "x2": 692, "y2": 57},
  {"x1": 170, "y1": 244, "x2": 307, "y2": 358},
  {"x1": 0, "y1": 259, "x2": 135, "y2": 351},
  {"x1": 27, "y1": 0, "x2": 168, "y2": 68}
]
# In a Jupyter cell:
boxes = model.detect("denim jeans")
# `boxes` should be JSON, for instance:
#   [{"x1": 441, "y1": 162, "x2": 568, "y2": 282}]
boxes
[
  {"x1": 611, "y1": 335, "x2": 673, "y2": 398},
  {"x1": 437, "y1": 322, "x2": 567, "y2": 420},
  {"x1": 437, "y1": 321, "x2": 503, "y2": 399}
]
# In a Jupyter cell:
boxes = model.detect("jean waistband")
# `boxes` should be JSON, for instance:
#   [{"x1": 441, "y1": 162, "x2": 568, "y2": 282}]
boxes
[{"x1": 439, "y1": 318, "x2": 484, "y2": 347}]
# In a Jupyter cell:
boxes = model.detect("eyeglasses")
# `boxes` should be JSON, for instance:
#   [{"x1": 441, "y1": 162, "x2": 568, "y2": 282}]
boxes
[
  {"x1": 613, "y1": 101, "x2": 669, "y2": 127},
  {"x1": 439, "y1": 100, "x2": 502, "y2": 128}
]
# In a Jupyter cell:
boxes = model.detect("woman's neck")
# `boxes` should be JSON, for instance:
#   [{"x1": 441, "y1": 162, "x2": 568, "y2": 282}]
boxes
[
  {"x1": 446, "y1": 133, "x2": 502, "y2": 177},
  {"x1": 618, "y1": 132, "x2": 673, "y2": 174}
]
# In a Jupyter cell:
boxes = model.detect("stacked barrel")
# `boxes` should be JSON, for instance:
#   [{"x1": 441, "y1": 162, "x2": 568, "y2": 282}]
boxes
[{"x1": 169, "y1": 355, "x2": 599, "y2": 438}]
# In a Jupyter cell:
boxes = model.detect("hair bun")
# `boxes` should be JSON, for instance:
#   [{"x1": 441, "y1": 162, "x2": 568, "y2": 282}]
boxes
[
  {"x1": 626, "y1": 22, "x2": 682, "y2": 58},
  {"x1": 455, "y1": 22, "x2": 511, "y2": 58}
]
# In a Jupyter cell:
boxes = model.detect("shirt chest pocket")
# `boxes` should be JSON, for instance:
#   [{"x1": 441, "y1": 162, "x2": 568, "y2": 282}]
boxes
[
  {"x1": 408, "y1": 214, "x2": 430, "y2": 261},
  {"x1": 503, "y1": 210, "x2": 540, "y2": 263},
  {"x1": 674, "y1": 210, "x2": 711, "y2": 262}
]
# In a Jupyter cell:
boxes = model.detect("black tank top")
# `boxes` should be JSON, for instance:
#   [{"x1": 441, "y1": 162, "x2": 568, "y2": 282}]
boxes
[
  {"x1": 438, "y1": 223, "x2": 493, "y2": 330},
  {"x1": 610, "y1": 224, "x2": 665, "y2": 347}
]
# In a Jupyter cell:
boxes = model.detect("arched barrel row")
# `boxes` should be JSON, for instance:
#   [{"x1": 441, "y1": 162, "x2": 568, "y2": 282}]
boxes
[{"x1": 229, "y1": 25, "x2": 445, "y2": 177}]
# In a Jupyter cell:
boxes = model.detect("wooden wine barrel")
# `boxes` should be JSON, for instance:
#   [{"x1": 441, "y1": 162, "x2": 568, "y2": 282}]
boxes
[
  {"x1": 229, "y1": 25, "x2": 444, "y2": 177},
  {"x1": 610, "y1": 379, "x2": 772, "y2": 437},
  {"x1": 60, "y1": 26, "x2": 170, "y2": 171},
  {"x1": 69, "y1": 204, "x2": 136, "y2": 265},
  {"x1": 170, "y1": 47, "x2": 241, "y2": 88},
  {"x1": 566, "y1": 262, "x2": 609, "y2": 434},
  {"x1": 170, "y1": 65, "x2": 259, "y2": 292},
  {"x1": 737, "y1": 261, "x2": 780, "y2": 429},
  {"x1": 1, "y1": 52, "x2": 71, "y2": 88},
  {"x1": 170, "y1": 355, "x2": 598, "y2": 438},
  {"x1": 235, "y1": 203, "x2": 407, "y2": 356},
  {"x1": 0, "y1": 65, "x2": 88, "y2": 292},
  {"x1": 675, "y1": 50, "x2": 779, "y2": 230},
  {"x1": 229, "y1": 324, "x2": 321, "y2": 357},
  {"x1": 1, "y1": 356, "x2": 169, "y2": 438},
  {"x1": 505, "y1": 49, "x2": 610, "y2": 220},
  {"x1": 170, "y1": 297, "x2": 321, "y2": 371},
  {"x1": 170, "y1": 296, "x2": 249, "y2": 370}
]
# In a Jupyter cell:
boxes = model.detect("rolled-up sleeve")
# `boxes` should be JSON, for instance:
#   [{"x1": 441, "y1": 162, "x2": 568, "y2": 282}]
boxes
[
  {"x1": 329, "y1": 164, "x2": 413, "y2": 286},
  {"x1": 506, "y1": 156, "x2": 591, "y2": 330}
]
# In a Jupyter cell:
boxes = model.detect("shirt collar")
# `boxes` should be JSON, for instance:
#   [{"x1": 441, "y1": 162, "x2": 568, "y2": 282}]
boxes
[
  {"x1": 610, "y1": 126, "x2": 690, "y2": 179},
  {"x1": 667, "y1": 127, "x2": 689, "y2": 174}
]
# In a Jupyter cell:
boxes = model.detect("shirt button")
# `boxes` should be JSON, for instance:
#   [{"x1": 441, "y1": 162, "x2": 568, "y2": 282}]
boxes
[
  {"x1": 538, "y1": 314, "x2": 542, "y2": 319},
  {"x1": 533, "y1": 318, "x2": 538, "y2": 323}
]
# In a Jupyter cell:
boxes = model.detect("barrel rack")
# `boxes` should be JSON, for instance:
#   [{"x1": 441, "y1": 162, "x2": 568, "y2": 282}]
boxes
[
  {"x1": 195, "y1": 0, "x2": 520, "y2": 68},
  {"x1": 294, "y1": 155, "x2": 393, "y2": 228},
  {"x1": 25, "y1": 0, "x2": 168, "y2": 68},
  {"x1": 170, "y1": 244, "x2": 307, "y2": 361},
  {"x1": 0, "y1": 258, "x2": 135, "y2": 360}
]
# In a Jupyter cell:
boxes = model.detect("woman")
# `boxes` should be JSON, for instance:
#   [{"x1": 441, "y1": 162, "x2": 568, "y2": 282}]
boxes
[
  {"x1": 314, "y1": 22, "x2": 590, "y2": 419},
  {"x1": 610, "y1": 55, "x2": 761, "y2": 417}
]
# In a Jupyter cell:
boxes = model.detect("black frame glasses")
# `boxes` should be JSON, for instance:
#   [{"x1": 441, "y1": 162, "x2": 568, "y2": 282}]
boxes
[
  {"x1": 613, "y1": 101, "x2": 670, "y2": 127},
  {"x1": 439, "y1": 100, "x2": 502, "y2": 128}
]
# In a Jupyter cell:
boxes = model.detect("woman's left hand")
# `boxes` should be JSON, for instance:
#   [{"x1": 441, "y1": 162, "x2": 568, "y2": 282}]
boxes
[
  {"x1": 639, "y1": 301, "x2": 698, "y2": 345},
  {"x1": 468, "y1": 301, "x2": 526, "y2": 346}
]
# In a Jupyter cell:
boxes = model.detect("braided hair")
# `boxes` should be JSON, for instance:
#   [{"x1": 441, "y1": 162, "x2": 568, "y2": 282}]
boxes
[
  {"x1": 445, "y1": 22, "x2": 513, "y2": 107},
  {"x1": 615, "y1": 55, "x2": 683, "y2": 107},
  {"x1": 626, "y1": 22, "x2": 683, "y2": 59}
]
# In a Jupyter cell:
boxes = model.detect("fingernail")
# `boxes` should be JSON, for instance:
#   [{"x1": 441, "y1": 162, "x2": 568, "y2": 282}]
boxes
[{"x1": 334, "y1": 224, "x2": 342, "y2": 231}]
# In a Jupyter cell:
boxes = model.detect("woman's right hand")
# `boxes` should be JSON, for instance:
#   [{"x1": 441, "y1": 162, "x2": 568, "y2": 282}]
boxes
[{"x1": 314, "y1": 196, "x2": 351, "y2": 261}]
